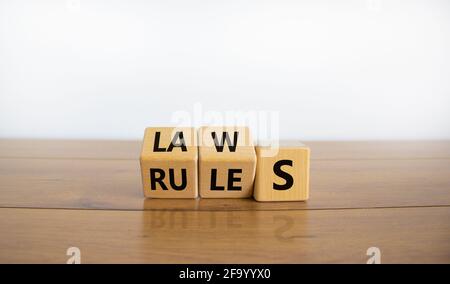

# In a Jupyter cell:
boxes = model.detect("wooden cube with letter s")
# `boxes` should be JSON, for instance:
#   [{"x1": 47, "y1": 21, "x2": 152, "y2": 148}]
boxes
[
  {"x1": 198, "y1": 126, "x2": 256, "y2": 198},
  {"x1": 140, "y1": 127, "x2": 198, "y2": 198},
  {"x1": 253, "y1": 141, "x2": 310, "y2": 201}
]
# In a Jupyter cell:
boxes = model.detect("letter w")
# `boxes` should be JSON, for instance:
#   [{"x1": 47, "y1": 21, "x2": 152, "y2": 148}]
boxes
[{"x1": 211, "y1": 131, "x2": 239, "y2": 152}]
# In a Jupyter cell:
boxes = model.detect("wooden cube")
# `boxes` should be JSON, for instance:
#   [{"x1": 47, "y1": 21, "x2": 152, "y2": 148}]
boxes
[
  {"x1": 198, "y1": 126, "x2": 256, "y2": 198},
  {"x1": 253, "y1": 141, "x2": 310, "y2": 202},
  {"x1": 140, "y1": 127, "x2": 198, "y2": 198}
]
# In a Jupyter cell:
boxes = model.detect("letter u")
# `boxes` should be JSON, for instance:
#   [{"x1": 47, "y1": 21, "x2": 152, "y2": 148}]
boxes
[{"x1": 169, "y1": 168, "x2": 187, "y2": 191}]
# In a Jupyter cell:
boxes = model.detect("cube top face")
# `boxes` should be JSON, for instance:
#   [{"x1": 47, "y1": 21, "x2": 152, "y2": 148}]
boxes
[
  {"x1": 257, "y1": 140, "x2": 307, "y2": 148},
  {"x1": 198, "y1": 126, "x2": 255, "y2": 160},
  {"x1": 141, "y1": 127, "x2": 197, "y2": 161},
  {"x1": 140, "y1": 127, "x2": 198, "y2": 199},
  {"x1": 254, "y1": 143, "x2": 310, "y2": 202}
]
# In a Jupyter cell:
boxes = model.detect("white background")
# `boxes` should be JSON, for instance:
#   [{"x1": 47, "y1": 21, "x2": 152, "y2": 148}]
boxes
[{"x1": 1, "y1": 0, "x2": 449, "y2": 140}]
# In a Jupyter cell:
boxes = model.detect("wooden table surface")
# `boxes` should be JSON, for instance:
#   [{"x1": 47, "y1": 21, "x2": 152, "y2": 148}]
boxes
[{"x1": 0, "y1": 139, "x2": 449, "y2": 263}]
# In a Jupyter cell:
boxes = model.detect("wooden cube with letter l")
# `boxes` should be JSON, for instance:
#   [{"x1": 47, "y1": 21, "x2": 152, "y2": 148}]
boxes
[
  {"x1": 140, "y1": 127, "x2": 198, "y2": 198},
  {"x1": 198, "y1": 126, "x2": 256, "y2": 198},
  {"x1": 253, "y1": 141, "x2": 310, "y2": 202}
]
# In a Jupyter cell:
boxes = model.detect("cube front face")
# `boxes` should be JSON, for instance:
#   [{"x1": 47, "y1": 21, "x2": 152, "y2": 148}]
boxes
[
  {"x1": 140, "y1": 159, "x2": 198, "y2": 198},
  {"x1": 198, "y1": 126, "x2": 256, "y2": 198},
  {"x1": 199, "y1": 158, "x2": 256, "y2": 198},
  {"x1": 140, "y1": 127, "x2": 198, "y2": 198},
  {"x1": 254, "y1": 145, "x2": 310, "y2": 202}
]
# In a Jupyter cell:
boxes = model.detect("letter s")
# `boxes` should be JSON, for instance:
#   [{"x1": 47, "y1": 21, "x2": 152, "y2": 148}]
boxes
[{"x1": 273, "y1": 160, "x2": 294, "y2": 190}]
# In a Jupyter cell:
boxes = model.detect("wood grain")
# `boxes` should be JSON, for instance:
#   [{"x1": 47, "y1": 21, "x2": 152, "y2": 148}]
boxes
[
  {"x1": 1, "y1": 139, "x2": 449, "y2": 160},
  {"x1": 0, "y1": 139, "x2": 141, "y2": 159},
  {"x1": 0, "y1": 207, "x2": 448, "y2": 264},
  {"x1": 0, "y1": 157, "x2": 449, "y2": 210},
  {"x1": 0, "y1": 139, "x2": 449, "y2": 264}
]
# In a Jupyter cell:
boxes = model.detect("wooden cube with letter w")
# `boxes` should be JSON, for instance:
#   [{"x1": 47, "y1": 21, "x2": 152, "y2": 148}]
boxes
[{"x1": 198, "y1": 126, "x2": 256, "y2": 198}]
